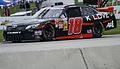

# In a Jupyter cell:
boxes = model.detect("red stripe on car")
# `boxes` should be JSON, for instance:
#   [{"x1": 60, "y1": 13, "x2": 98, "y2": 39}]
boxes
[
  {"x1": 55, "y1": 33, "x2": 93, "y2": 40},
  {"x1": 103, "y1": 19, "x2": 112, "y2": 23},
  {"x1": 83, "y1": 23, "x2": 94, "y2": 26}
]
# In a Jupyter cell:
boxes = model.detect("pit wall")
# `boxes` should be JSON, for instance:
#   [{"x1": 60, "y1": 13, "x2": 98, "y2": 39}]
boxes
[{"x1": 0, "y1": 46, "x2": 120, "y2": 69}]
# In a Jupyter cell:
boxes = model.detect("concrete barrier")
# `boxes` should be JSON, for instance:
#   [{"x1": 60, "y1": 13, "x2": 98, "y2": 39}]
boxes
[
  {"x1": 0, "y1": 45, "x2": 120, "y2": 69},
  {"x1": 0, "y1": 49, "x2": 86, "y2": 69},
  {"x1": 82, "y1": 46, "x2": 120, "y2": 69}
]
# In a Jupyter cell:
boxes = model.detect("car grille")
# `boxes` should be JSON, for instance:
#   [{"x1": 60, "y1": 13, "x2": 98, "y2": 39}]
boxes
[
  {"x1": 6, "y1": 34, "x2": 22, "y2": 41},
  {"x1": 7, "y1": 25, "x2": 26, "y2": 31}
]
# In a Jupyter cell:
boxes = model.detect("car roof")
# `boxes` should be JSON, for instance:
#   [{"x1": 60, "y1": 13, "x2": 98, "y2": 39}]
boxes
[
  {"x1": 41, "y1": 4, "x2": 94, "y2": 10},
  {"x1": 51, "y1": 4, "x2": 89, "y2": 8},
  {"x1": 49, "y1": 4, "x2": 97, "y2": 12}
]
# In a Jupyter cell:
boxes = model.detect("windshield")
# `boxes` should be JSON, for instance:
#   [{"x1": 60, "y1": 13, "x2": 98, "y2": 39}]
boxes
[
  {"x1": 32, "y1": 7, "x2": 50, "y2": 18},
  {"x1": 41, "y1": 8, "x2": 63, "y2": 18}
]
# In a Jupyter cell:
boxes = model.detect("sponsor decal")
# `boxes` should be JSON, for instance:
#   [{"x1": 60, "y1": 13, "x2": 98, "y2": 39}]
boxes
[
  {"x1": 106, "y1": 21, "x2": 114, "y2": 28},
  {"x1": 102, "y1": 13, "x2": 110, "y2": 18},
  {"x1": 63, "y1": 23, "x2": 68, "y2": 31},
  {"x1": 55, "y1": 19, "x2": 64, "y2": 29},
  {"x1": 34, "y1": 30, "x2": 42, "y2": 35},
  {"x1": 85, "y1": 16, "x2": 92, "y2": 21},
  {"x1": 63, "y1": 18, "x2": 68, "y2": 31},
  {"x1": 85, "y1": 14, "x2": 102, "y2": 21},
  {"x1": 87, "y1": 29, "x2": 92, "y2": 33},
  {"x1": 58, "y1": 23, "x2": 63, "y2": 29},
  {"x1": 85, "y1": 13, "x2": 110, "y2": 21},
  {"x1": 7, "y1": 31, "x2": 21, "y2": 34}
]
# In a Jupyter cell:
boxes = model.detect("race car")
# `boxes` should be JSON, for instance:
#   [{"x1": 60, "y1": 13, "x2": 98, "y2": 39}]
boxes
[{"x1": 3, "y1": 5, "x2": 117, "y2": 42}]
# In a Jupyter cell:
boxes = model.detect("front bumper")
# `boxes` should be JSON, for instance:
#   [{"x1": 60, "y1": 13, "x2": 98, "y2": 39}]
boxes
[{"x1": 3, "y1": 30, "x2": 43, "y2": 41}]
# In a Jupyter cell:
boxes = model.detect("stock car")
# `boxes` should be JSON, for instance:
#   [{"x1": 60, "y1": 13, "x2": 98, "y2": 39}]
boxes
[{"x1": 3, "y1": 5, "x2": 117, "y2": 42}]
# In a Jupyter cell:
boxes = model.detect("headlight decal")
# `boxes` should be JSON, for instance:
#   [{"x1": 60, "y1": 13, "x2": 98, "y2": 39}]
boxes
[{"x1": 25, "y1": 24, "x2": 40, "y2": 30}]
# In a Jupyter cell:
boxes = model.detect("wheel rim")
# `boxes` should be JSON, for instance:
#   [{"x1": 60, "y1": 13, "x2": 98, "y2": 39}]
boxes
[
  {"x1": 93, "y1": 23, "x2": 103, "y2": 38},
  {"x1": 44, "y1": 24, "x2": 55, "y2": 40},
  {"x1": 94, "y1": 26, "x2": 101, "y2": 34}
]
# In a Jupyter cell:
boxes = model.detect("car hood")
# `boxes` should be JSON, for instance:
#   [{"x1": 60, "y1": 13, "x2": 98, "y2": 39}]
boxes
[{"x1": 8, "y1": 18, "x2": 54, "y2": 26}]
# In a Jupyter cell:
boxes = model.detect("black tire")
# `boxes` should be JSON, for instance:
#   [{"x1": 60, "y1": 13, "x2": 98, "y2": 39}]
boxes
[
  {"x1": 12, "y1": 40, "x2": 21, "y2": 43},
  {"x1": 42, "y1": 24, "x2": 55, "y2": 40},
  {"x1": 93, "y1": 22, "x2": 103, "y2": 38}
]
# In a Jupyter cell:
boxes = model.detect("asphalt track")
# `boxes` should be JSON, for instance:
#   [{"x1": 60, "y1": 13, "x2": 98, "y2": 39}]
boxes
[
  {"x1": 0, "y1": 34, "x2": 120, "y2": 53},
  {"x1": 0, "y1": 34, "x2": 120, "y2": 69}
]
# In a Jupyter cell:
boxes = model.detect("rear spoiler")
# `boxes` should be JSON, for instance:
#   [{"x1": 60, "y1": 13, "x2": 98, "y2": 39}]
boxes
[{"x1": 97, "y1": 7, "x2": 114, "y2": 12}]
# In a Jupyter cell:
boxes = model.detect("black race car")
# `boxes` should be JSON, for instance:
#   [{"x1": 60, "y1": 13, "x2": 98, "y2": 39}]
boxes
[{"x1": 3, "y1": 5, "x2": 117, "y2": 42}]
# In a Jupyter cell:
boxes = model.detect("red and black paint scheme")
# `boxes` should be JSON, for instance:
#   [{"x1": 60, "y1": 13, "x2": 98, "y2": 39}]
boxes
[{"x1": 3, "y1": 5, "x2": 117, "y2": 42}]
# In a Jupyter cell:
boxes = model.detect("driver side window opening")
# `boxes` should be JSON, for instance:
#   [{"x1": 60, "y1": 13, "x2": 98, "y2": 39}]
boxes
[
  {"x1": 60, "y1": 13, "x2": 67, "y2": 19},
  {"x1": 81, "y1": 7, "x2": 97, "y2": 16},
  {"x1": 66, "y1": 7, "x2": 82, "y2": 18}
]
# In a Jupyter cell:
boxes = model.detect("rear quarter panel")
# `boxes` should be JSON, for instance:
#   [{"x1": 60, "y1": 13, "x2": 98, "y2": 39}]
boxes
[{"x1": 99, "y1": 12, "x2": 117, "y2": 30}]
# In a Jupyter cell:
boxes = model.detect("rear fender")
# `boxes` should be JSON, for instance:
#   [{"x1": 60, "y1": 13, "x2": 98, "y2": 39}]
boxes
[{"x1": 101, "y1": 12, "x2": 117, "y2": 30}]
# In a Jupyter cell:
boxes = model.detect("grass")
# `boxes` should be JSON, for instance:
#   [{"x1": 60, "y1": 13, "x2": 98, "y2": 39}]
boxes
[
  {"x1": 0, "y1": 30, "x2": 4, "y2": 42},
  {"x1": 0, "y1": 2, "x2": 36, "y2": 17},
  {"x1": 104, "y1": 20, "x2": 120, "y2": 35},
  {"x1": 0, "y1": 9, "x2": 4, "y2": 16},
  {"x1": 0, "y1": 6, "x2": 18, "y2": 16}
]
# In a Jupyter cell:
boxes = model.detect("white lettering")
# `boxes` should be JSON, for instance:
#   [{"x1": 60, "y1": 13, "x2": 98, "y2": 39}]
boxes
[
  {"x1": 85, "y1": 16, "x2": 91, "y2": 21},
  {"x1": 102, "y1": 13, "x2": 109, "y2": 18},
  {"x1": 106, "y1": 21, "x2": 114, "y2": 28},
  {"x1": 92, "y1": 15, "x2": 98, "y2": 20},
  {"x1": 96, "y1": 14, "x2": 102, "y2": 19}
]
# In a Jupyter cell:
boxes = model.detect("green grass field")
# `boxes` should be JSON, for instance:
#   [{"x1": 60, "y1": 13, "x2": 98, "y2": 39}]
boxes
[
  {"x1": 0, "y1": 2, "x2": 36, "y2": 16},
  {"x1": 0, "y1": 20, "x2": 120, "y2": 42},
  {"x1": 0, "y1": 30, "x2": 4, "y2": 42}
]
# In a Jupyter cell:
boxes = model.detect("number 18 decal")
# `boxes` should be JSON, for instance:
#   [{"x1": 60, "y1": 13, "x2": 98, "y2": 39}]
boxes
[{"x1": 68, "y1": 17, "x2": 83, "y2": 35}]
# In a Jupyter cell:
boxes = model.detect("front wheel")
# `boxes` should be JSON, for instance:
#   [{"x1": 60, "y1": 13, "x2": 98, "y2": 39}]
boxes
[
  {"x1": 93, "y1": 23, "x2": 103, "y2": 38},
  {"x1": 42, "y1": 24, "x2": 55, "y2": 41},
  {"x1": 12, "y1": 40, "x2": 21, "y2": 43}
]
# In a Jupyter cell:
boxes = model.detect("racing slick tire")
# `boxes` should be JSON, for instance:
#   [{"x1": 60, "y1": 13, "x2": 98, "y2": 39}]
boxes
[
  {"x1": 12, "y1": 40, "x2": 21, "y2": 43},
  {"x1": 93, "y1": 22, "x2": 103, "y2": 38},
  {"x1": 42, "y1": 24, "x2": 55, "y2": 41}
]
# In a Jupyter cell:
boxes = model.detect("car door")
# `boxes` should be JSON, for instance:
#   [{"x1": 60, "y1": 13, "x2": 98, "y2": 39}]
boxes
[
  {"x1": 55, "y1": 6, "x2": 83, "y2": 37},
  {"x1": 65, "y1": 7, "x2": 83, "y2": 35}
]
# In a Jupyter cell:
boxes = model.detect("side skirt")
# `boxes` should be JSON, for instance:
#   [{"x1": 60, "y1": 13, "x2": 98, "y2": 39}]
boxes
[{"x1": 54, "y1": 33, "x2": 93, "y2": 40}]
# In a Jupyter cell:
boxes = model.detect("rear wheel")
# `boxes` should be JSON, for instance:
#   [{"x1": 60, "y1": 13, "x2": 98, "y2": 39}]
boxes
[
  {"x1": 42, "y1": 24, "x2": 55, "y2": 40},
  {"x1": 93, "y1": 23, "x2": 103, "y2": 38}
]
